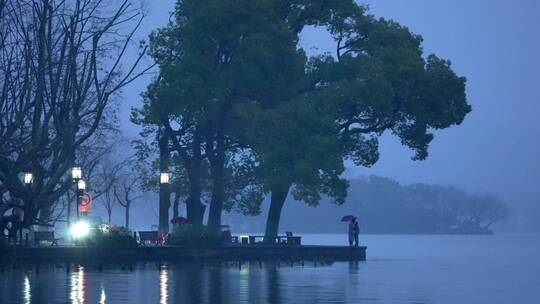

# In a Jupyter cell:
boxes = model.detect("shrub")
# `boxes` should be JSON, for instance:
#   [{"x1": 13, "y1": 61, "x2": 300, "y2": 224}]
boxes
[
  {"x1": 168, "y1": 224, "x2": 222, "y2": 248},
  {"x1": 85, "y1": 224, "x2": 137, "y2": 248}
]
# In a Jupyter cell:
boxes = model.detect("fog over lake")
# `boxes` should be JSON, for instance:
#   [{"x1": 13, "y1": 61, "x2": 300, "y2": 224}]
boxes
[
  {"x1": 2, "y1": 234, "x2": 539, "y2": 304},
  {"x1": 1, "y1": 1, "x2": 539, "y2": 303}
]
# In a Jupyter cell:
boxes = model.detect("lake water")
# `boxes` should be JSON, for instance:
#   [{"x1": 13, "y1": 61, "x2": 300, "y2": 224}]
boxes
[{"x1": 1, "y1": 234, "x2": 539, "y2": 303}]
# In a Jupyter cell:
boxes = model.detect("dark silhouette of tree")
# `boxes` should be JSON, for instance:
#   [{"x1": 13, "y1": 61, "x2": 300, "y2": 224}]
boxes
[
  {"x1": 459, "y1": 194, "x2": 509, "y2": 231},
  {"x1": 133, "y1": 0, "x2": 471, "y2": 237},
  {"x1": 274, "y1": 176, "x2": 509, "y2": 234},
  {"x1": 133, "y1": 0, "x2": 290, "y2": 228},
  {"x1": 0, "y1": 0, "x2": 152, "y2": 229},
  {"x1": 114, "y1": 173, "x2": 143, "y2": 229},
  {"x1": 255, "y1": 2, "x2": 472, "y2": 239}
]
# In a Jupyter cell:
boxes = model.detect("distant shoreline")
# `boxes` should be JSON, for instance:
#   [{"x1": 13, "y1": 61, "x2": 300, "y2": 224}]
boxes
[{"x1": 230, "y1": 231, "x2": 495, "y2": 236}]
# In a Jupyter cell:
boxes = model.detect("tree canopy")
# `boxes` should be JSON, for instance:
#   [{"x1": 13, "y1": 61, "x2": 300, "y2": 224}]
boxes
[{"x1": 133, "y1": 0, "x2": 471, "y2": 237}]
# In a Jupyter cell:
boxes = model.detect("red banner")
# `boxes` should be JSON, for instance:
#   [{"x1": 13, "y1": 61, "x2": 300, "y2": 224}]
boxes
[{"x1": 78, "y1": 192, "x2": 92, "y2": 213}]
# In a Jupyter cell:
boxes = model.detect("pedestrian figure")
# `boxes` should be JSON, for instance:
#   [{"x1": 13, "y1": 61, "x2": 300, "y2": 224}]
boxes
[{"x1": 348, "y1": 217, "x2": 360, "y2": 247}]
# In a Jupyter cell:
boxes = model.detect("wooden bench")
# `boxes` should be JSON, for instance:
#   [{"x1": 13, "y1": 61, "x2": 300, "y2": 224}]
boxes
[
  {"x1": 138, "y1": 231, "x2": 161, "y2": 246},
  {"x1": 234, "y1": 233, "x2": 302, "y2": 245},
  {"x1": 276, "y1": 231, "x2": 301, "y2": 245},
  {"x1": 249, "y1": 235, "x2": 266, "y2": 244},
  {"x1": 222, "y1": 233, "x2": 242, "y2": 244},
  {"x1": 286, "y1": 232, "x2": 301, "y2": 245},
  {"x1": 33, "y1": 231, "x2": 59, "y2": 246}
]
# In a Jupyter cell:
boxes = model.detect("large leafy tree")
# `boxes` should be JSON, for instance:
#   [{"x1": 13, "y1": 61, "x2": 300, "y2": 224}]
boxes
[
  {"x1": 136, "y1": 0, "x2": 307, "y2": 228},
  {"x1": 252, "y1": 1, "x2": 471, "y2": 240},
  {"x1": 240, "y1": 99, "x2": 348, "y2": 240},
  {"x1": 135, "y1": 0, "x2": 471, "y2": 237}
]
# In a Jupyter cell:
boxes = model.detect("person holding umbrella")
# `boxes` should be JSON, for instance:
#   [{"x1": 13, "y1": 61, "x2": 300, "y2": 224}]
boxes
[{"x1": 342, "y1": 215, "x2": 360, "y2": 247}]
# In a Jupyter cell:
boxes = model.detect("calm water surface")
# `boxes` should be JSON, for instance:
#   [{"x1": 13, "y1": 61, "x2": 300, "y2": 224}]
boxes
[{"x1": 1, "y1": 234, "x2": 539, "y2": 303}]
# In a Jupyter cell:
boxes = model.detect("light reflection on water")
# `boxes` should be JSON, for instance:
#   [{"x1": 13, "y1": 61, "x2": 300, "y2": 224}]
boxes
[
  {"x1": 70, "y1": 266, "x2": 85, "y2": 304},
  {"x1": 23, "y1": 275, "x2": 31, "y2": 304},
  {"x1": 1, "y1": 234, "x2": 539, "y2": 303},
  {"x1": 160, "y1": 265, "x2": 169, "y2": 304},
  {"x1": 239, "y1": 263, "x2": 250, "y2": 303},
  {"x1": 99, "y1": 284, "x2": 106, "y2": 304}
]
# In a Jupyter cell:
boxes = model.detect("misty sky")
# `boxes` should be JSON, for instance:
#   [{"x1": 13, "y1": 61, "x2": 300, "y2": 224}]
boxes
[{"x1": 119, "y1": 0, "x2": 540, "y2": 228}]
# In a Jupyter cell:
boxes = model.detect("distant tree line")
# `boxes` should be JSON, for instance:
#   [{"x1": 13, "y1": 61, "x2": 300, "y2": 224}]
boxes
[
  {"x1": 344, "y1": 176, "x2": 508, "y2": 234},
  {"x1": 223, "y1": 176, "x2": 509, "y2": 235}
]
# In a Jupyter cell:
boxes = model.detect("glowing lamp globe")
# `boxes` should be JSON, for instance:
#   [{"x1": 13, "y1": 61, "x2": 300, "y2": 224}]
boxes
[
  {"x1": 160, "y1": 172, "x2": 172, "y2": 184},
  {"x1": 23, "y1": 173, "x2": 33, "y2": 184},
  {"x1": 77, "y1": 179, "x2": 86, "y2": 191},
  {"x1": 71, "y1": 221, "x2": 90, "y2": 239},
  {"x1": 71, "y1": 167, "x2": 82, "y2": 180}
]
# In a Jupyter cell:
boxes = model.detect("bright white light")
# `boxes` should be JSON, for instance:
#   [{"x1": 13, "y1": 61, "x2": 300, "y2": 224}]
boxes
[
  {"x1": 160, "y1": 172, "x2": 171, "y2": 184},
  {"x1": 159, "y1": 266, "x2": 169, "y2": 304},
  {"x1": 23, "y1": 173, "x2": 33, "y2": 184},
  {"x1": 23, "y1": 275, "x2": 31, "y2": 304},
  {"x1": 70, "y1": 266, "x2": 85, "y2": 304},
  {"x1": 71, "y1": 221, "x2": 90, "y2": 239},
  {"x1": 72, "y1": 167, "x2": 82, "y2": 180},
  {"x1": 99, "y1": 285, "x2": 106, "y2": 304},
  {"x1": 77, "y1": 180, "x2": 86, "y2": 191}
]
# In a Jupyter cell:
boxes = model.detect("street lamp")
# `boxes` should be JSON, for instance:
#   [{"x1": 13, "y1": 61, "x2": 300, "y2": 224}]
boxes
[
  {"x1": 77, "y1": 179, "x2": 86, "y2": 191},
  {"x1": 23, "y1": 173, "x2": 33, "y2": 185},
  {"x1": 16, "y1": 172, "x2": 33, "y2": 246},
  {"x1": 160, "y1": 172, "x2": 172, "y2": 184},
  {"x1": 71, "y1": 167, "x2": 82, "y2": 180},
  {"x1": 159, "y1": 172, "x2": 172, "y2": 234},
  {"x1": 70, "y1": 166, "x2": 83, "y2": 222},
  {"x1": 76, "y1": 179, "x2": 87, "y2": 220}
]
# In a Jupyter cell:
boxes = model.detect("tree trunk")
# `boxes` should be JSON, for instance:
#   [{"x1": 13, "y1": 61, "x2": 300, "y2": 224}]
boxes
[
  {"x1": 107, "y1": 210, "x2": 112, "y2": 224},
  {"x1": 66, "y1": 191, "x2": 73, "y2": 228},
  {"x1": 158, "y1": 129, "x2": 171, "y2": 232},
  {"x1": 186, "y1": 128, "x2": 204, "y2": 224},
  {"x1": 125, "y1": 202, "x2": 130, "y2": 228},
  {"x1": 208, "y1": 162, "x2": 224, "y2": 229},
  {"x1": 186, "y1": 183, "x2": 204, "y2": 224},
  {"x1": 159, "y1": 184, "x2": 171, "y2": 231},
  {"x1": 208, "y1": 123, "x2": 225, "y2": 230},
  {"x1": 38, "y1": 203, "x2": 52, "y2": 231},
  {"x1": 264, "y1": 184, "x2": 290, "y2": 243},
  {"x1": 172, "y1": 192, "x2": 180, "y2": 219}
]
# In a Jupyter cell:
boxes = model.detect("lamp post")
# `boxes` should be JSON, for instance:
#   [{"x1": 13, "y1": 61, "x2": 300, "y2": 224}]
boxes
[
  {"x1": 19, "y1": 173, "x2": 33, "y2": 245},
  {"x1": 71, "y1": 167, "x2": 83, "y2": 223},
  {"x1": 76, "y1": 179, "x2": 86, "y2": 220},
  {"x1": 159, "y1": 172, "x2": 172, "y2": 233}
]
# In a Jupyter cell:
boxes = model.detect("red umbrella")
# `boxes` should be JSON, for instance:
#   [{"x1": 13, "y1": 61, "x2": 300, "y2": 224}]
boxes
[{"x1": 341, "y1": 215, "x2": 356, "y2": 222}]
